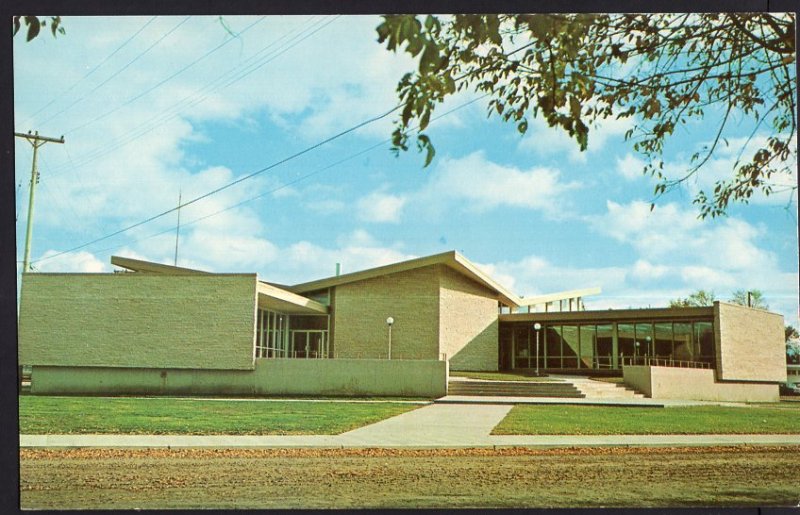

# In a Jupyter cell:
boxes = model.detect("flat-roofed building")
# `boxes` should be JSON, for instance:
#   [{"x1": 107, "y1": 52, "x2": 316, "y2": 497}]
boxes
[{"x1": 17, "y1": 251, "x2": 787, "y2": 401}]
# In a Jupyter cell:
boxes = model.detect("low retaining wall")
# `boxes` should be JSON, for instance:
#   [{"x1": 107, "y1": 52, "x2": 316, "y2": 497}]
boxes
[
  {"x1": 623, "y1": 365, "x2": 779, "y2": 402},
  {"x1": 30, "y1": 358, "x2": 448, "y2": 398}
]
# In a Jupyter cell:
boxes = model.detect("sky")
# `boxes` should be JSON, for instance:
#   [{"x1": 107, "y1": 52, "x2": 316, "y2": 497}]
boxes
[{"x1": 12, "y1": 14, "x2": 799, "y2": 325}]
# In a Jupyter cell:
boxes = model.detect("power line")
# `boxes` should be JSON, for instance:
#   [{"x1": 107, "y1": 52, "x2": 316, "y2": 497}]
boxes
[
  {"x1": 35, "y1": 92, "x2": 488, "y2": 264},
  {"x1": 23, "y1": 16, "x2": 159, "y2": 127},
  {"x1": 36, "y1": 16, "x2": 192, "y2": 128},
  {"x1": 62, "y1": 16, "x2": 267, "y2": 137},
  {"x1": 31, "y1": 102, "x2": 403, "y2": 266},
  {"x1": 41, "y1": 16, "x2": 336, "y2": 180}
]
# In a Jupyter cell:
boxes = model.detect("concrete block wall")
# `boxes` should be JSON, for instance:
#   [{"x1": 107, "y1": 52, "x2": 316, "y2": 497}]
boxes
[
  {"x1": 623, "y1": 365, "x2": 779, "y2": 402},
  {"x1": 332, "y1": 267, "x2": 440, "y2": 359},
  {"x1": 714, "y1": 301, "x2": 786, "y2": 382},
  {"x1": 30, "y1": 358, "x2": 448, "y2": 397},
  {"x1": 438, "y1": 265, "x2": 499, "y2": 371},
  {"x1": 18, "y1": 273, "x2": 258, "y2": 370}
]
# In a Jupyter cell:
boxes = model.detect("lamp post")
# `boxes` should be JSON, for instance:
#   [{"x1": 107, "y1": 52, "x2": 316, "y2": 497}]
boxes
[
  {"x1": 645, "y1": 336, "x2": 651, "y2": 364},
  {"x1": 534, "y1": 323, "x2": 542, "y2": 376},
  {"x1": 634, "y1": 340, "x2": 640, "y2": 365},
  {"x1": 386, "y1": 316, "x2": 394, "y2": 360}
]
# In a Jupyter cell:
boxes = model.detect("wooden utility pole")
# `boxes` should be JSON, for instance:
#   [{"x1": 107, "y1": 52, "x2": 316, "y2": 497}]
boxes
[{"x1": 15, "y1": 131, "x2": 65, "y2": 272}]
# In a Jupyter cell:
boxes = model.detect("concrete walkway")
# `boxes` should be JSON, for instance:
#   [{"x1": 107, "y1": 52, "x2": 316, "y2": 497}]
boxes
[
  {"x1": 436, "y1": 395, "x2": 750, "y2": 407},
  {"x1": 20, "y1": 402, "x2": 800, "y2": 449}
]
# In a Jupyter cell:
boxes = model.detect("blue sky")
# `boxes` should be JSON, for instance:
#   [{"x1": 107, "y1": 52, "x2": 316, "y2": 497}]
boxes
[{"x1": 13, "y1": 15, "x2": 799, "y2": 324}]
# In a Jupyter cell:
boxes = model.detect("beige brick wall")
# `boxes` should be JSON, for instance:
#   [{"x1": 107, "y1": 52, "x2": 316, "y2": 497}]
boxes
[
  {"x1": 438, "y1": 266, "x2": 499, "y2": 371},
  {"x1": 624, "y1": 365, "x2": 779, "y2": 402},
  {"x1": 714, "y1": 301, "x2": 786, "y2": 382},
  {"x1": 18, "y1": 273, "x2": 257, "y2": 370},
  {"x1": 332, "y1": 267, "x2": 440, "y2": 359}
]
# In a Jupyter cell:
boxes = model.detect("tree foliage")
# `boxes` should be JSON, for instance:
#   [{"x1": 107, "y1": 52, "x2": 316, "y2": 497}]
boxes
[
  {"x1": 12, "y1": 16, "x2": 65, "y2": 42},
  {"x1": 669, "y1": 289, "x2": 716, "y2": 307},
  {"x1": 377, "y1": 13, "x2": 796, "y2": 218},
  {"x1": 730, "y1": 288, "x2": 769, "y2": 309},
  {"x1": 786, "y1": 325, "x2": 799, "y2": 342}
]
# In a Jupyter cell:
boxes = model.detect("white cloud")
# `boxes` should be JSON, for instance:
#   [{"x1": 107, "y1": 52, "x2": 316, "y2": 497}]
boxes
[
  {"x1": 519, "y1": 113, "x2": 633, "y2": 163},
  {"x1": 616, "y1": 153, "x2": 647, "y2": 181},
  {"x1": 417, "y1": 151, "x2": 581, "y2": 214},
  {"x1": 357, "y1": 190, "x2": 406, "y2": 223},
  {"x1": 35, "y1": 250, "x2": 109, "y2": 273}
]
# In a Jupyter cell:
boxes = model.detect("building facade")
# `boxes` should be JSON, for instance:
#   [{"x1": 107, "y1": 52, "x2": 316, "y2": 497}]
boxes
[{"x1": 17, "y1": 251, "x2": 787, "y2": 400}]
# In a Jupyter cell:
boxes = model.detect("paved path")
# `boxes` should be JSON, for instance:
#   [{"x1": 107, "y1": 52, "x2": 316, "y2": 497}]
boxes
[
  {"x1": 19, "y1": 402, "x2": 800, "y2": 449},
  {"x1": 436, "y1": 395, "x2": 749, "y2": 407}
]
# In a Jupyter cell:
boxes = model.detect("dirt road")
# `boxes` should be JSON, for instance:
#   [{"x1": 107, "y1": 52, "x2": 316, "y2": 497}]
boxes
[{"x1": 20, "y1": 446, "x2": 800, "y2": 509}]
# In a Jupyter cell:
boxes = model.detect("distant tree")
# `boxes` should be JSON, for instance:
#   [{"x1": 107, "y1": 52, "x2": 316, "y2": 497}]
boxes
[
  {"x1": 669, "y1": 289, "x2": 716, "y2": 307},
  {"x1": 12, "y1": 16, "x2": 65, "y2": 42},
  {"x1": 377, "y1": 13, "x2": 796, "y2": 218},
  {"x1": 787, "y1": 325, "x2": 800, "y2": 341},
  {"x1": 730, "y1": 289, "x2": 769, "y2": 309}
]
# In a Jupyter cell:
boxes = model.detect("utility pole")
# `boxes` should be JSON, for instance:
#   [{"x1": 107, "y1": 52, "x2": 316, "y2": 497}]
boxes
[
  {"x1": 174, "y1": 189, "x2": 182, "y2": 266},
  {"x1": 15, "y1": 131, "x2": 65, "y2": 273}
]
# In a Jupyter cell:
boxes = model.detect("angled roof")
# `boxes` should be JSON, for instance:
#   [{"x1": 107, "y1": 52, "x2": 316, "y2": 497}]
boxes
[
  {"x1": 111, "y1": 256, "x2": 210, "y2": 275},
  {"x1": 289, "y1": 250, "x2": 524, "y2": 307},
  {"x1": 110, "y1": 255, "x2": 327, "y2": 315}
]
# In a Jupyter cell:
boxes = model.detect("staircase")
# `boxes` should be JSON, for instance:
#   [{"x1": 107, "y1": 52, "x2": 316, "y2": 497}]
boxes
[
  {"x1": 447, "y1": 380, "x2": 585, "y2": 398},
  {"x1": 568, "y1": 378, "x2": 646, "y2": 399}
]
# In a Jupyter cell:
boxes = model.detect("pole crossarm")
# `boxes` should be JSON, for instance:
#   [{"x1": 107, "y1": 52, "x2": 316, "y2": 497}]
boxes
[
  {"x1": 15, "y1": 130, "x2": 65, "y2": 273},
  {"x1": 15, "y1": 132, "x2": 65, "y2": 145}
]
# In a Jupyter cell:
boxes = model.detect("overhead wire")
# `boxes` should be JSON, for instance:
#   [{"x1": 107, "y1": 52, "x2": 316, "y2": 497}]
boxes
[
  {"x1": 23, "y1": 16, "x2": 159, "y2": 127},
  {"x1": 61, "y1": 16, "x2": 268, "y2": 137},
  {"x1": 41, "y1": 15, "x2": 336, "y2": 179},
  {"x1": 35, "y1": 16, "x2": 192, "y2": 128},
  {"x1": 31, "y1": 102, "x2": 404, "y2": 266},
  {"x1": 71, "y1": 93, "x2": 490, "y2": 262}
]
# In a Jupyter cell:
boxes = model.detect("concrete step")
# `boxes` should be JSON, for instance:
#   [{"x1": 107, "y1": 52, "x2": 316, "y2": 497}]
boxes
[
  {"x1": 447, "y1": 381, "x2": 586, "y2": 398},
  {"x1": 570, "y1": 380, "x2": 646, "y2": 399}
]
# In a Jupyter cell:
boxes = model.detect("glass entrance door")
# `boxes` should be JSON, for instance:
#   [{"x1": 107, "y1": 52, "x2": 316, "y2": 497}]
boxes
[{"x1": 290, "y1": 330, "x2": 328, "y2": 358}]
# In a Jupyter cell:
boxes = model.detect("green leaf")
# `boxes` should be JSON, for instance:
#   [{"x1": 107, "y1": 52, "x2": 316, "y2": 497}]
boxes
[
  {"x1": 25, "y1": 16, "x2": 40, "y2": 42},
  {"x1": 517, "y1": 119, "x2": 528, "y2": 134}
]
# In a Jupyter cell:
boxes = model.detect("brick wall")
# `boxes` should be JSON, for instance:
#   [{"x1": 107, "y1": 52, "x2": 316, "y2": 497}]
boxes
[
  {"x1": 438, "y1": 266, "x2": 499, "y2": 371},
  {"x1": 714, "y1": 301, "x2": 787, "y2": 382},
  {"x1": 332, "y1": 267, "x2": 440, "y2": 359},
  {"x1": 18, "y1": 273, "x2": 257, "y2": 370}
]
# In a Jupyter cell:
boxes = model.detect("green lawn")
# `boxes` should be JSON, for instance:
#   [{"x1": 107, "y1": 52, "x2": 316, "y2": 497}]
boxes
[
  {"x1": 450, "y1": 371, "x2": 561, "y2": 382},
  {"x1": 19, "y1": 396, "x2": 423, "y2": 435},
  {"x1": 493, "y1": 405, "x2": 800, "y2": 435}
]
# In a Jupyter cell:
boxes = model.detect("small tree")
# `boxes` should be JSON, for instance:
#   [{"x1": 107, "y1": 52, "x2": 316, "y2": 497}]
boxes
[
  {"x1": 730, "y1": 289, "x2": 769, "y2": 309},
  {"x1": 669, "y1": 289, "x2": 716, "y2": 307}
]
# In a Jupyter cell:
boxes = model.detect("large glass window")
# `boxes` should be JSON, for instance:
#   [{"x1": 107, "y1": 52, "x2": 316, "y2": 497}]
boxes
[
  {"x1": 546, "y1": 326, "x2": 562, "y2": 368},
  {"x1": 561, "y1": 325, "x2": 579, "y2": 368},
  {"x1": 579, "y1": 325, "x2": 596, "y2": 369},
  {"x1": 673, "y1": 322, "x2": 693, "y2": 362},
  {"x1": 654, "y1": 322, "x2": 673, "y2": 359},
  {"x1": 596, "y1": 324, "x2": 614, "y2": 369},
  {"x1": 514, "y1": 326, "x2": 531, "y2": 368},
  {"x1": 694, "y1": 321, "x2": 715, "y2": 364},
  {"x1": 635, "y1": 323, "x2": 653, "y2": 356},
  {"x1": 617, "y1": 323, "x2": 635, "y2": 366}
]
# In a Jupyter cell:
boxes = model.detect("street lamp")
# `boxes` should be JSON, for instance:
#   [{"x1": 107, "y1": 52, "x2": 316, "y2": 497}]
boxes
[
  {"x1": 634, "y1": 341, "x2": 640, "y2": 364},
  {"x1": 534, "y1": 323, "x2": 542, "y2": 375},
  {"x1": 386, "y1": 316, "x2": 394, "y2": 359}
]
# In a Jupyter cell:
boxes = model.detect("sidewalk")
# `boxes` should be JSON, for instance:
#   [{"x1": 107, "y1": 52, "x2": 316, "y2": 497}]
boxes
[{"x1": 19, "y1": 402, "x2": 800, "y2": 449}]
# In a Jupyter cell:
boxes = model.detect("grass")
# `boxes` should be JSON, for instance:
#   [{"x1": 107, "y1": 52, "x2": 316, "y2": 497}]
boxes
[
  {"x1": 19, "y1": 396, "x2": 422, "y2": 435},
  {"x1": 450, "y1": 371, "x2": 561, "y2": 382},
  {"x1": 492, "y1": 404, "x2": 800, "y2": 435}
]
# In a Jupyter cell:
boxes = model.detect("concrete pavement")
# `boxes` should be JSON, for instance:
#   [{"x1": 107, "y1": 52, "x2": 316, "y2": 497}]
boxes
[{"x1": 19, "y1": 401, "x2": 800, "y2": 449}]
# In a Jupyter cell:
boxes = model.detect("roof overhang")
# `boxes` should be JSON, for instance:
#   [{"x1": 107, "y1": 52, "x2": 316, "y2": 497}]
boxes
[
  {"x1": 111, "y1": 256, "x2": 209, "y2": 275},
  {"x1": 518, "y1": 287, "x2": 602, "y2": 306},
  {"x1": 289, "y1": 250, "x2": 523, "y2": 307},
  {"x1": 258, "y1": 281, "x2": 328, "y2": 315}
]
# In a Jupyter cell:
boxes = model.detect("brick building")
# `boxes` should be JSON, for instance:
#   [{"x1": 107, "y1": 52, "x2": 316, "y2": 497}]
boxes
[{"x1": 17, "y1": 251, "x2": 787, "y2": 401}]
